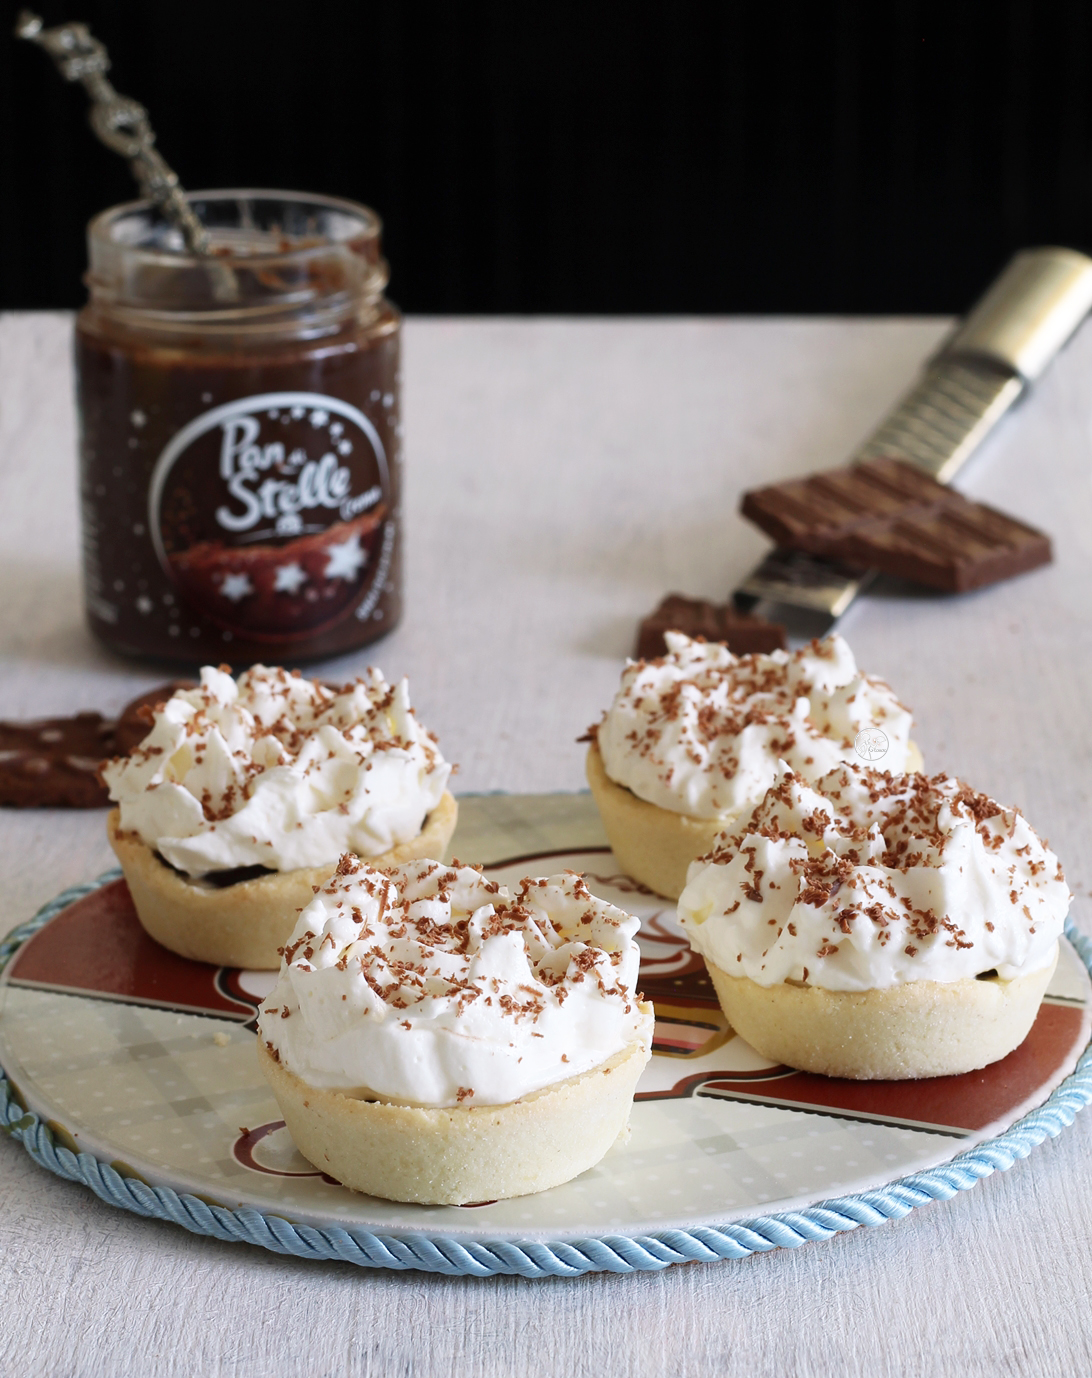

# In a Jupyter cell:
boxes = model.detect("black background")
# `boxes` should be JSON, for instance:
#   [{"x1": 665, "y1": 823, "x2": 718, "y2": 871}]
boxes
[{"x1": 4, "y1": 0, "x2": 1092, "y2": 315}]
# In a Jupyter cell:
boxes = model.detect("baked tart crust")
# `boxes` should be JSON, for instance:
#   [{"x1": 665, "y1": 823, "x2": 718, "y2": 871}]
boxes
[
  {"x1": 703, "y1": 945, "x2": 1058, "y2": 1080},
  {"x1": 106, "y1": 791, "x2": 459, "y2": 969},
  {"x1": 257, "y1": 1014, "x2": 653, "y2": 1205}
]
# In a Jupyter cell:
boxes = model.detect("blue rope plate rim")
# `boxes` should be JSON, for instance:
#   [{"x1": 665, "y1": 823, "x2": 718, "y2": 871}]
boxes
[{"x1": 3, "y1": 870, "x2": 1091, "y2": 1279}]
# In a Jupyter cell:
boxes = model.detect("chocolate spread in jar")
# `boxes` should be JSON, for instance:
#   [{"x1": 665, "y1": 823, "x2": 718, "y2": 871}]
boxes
[{"x1": 75, "y1": 191, "x2": 403, "y2": 665}]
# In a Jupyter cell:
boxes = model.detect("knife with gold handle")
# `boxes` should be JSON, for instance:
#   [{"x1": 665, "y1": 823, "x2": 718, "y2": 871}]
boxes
[{"x1": 733, "y1": 246, "x2": 1092, "y2": 626}]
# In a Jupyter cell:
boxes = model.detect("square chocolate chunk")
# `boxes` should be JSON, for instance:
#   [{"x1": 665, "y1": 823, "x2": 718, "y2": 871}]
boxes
[
  {"x1": 636, "y1": 594, "x2": 786, "y2": 660},
  {"x1": 740, "y1": 457, "x2": 1052, "y2": 592}
]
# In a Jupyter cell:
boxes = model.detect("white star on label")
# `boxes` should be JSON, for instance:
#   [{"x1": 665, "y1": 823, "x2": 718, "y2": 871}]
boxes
[
  {"x1": 273, "y1": 562, "x2": 308, "y2": 594},
  {"x1": 290, "y1": 405, "x2": 305, "y2": 420},
  {"x1": 323, "y1": 534, "x2": 366, "y2": 581},
  {"x1": 310, "y1": 409, "x2": 330, "y2": 427},
  {"x1": 130, "y1": 409, "x2": 146, "y2": 428},
  {"x1": 337, "y1": 439, "x2": 353, "y2": 455},
  {"x1": 219, "y1": 572, "x2": 255, "y2": 602},
  {"x1": 136, "y1": 595, "x2": 153, "y2": 614},
  {"x1": 329, "y1": 421, "x2": 343, "y2": 437}
]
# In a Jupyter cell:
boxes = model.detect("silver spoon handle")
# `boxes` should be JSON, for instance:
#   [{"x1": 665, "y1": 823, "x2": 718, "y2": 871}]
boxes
[{"x1": 15, "y1": 9, "x2": 210, "y2": 256}]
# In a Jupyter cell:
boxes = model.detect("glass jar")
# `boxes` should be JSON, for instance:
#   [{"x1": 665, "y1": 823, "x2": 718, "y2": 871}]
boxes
[{"x1": 75, "y1": 190, "x2": 402, "y2": 665}]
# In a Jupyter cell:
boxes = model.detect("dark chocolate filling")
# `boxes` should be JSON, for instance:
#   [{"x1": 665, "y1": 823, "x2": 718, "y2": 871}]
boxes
[
  {"x1": 155, "y1": 851, "x2": 276, "y2": 889},
  {"x1": 975, "y1": 969, "x2": 999, "y2": 981}
]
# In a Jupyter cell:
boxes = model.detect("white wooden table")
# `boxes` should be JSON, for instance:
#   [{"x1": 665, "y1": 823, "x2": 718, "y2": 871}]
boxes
[{"x1": 2, "y1": 313, "x2": 1091, "y2": 1377}]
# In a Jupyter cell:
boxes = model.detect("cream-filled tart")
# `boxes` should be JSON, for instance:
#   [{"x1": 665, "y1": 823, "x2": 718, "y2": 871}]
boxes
[
  {"x1": 586, "y1": 632, "x2": 921, "y2": 899},
  {"x1": 257, "y1": 856, "x2": 653, "y2": 1205},
  {"x1": 677, "y1": 763, "x2": 1070, "y2": 1079},
  {"x1": 103, "y1": 665, "x2": 457, "y2": 969}
]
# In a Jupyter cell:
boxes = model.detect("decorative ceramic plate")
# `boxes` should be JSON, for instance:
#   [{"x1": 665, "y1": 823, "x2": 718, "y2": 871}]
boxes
[{"x1": 2, "y1": 793, "x2": 1091, "y2": 1278}]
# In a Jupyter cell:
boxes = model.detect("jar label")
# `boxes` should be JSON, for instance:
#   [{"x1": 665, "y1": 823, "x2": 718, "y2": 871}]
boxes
[{"x1": 148, "y1": 392, "x2": 392, "y2": 643}]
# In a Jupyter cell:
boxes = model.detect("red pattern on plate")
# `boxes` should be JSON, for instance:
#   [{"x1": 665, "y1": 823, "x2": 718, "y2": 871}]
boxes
[
  {"x1": 639, "y1": 1001, "x2": 1085, "y2": 1133},
  {"x1": 8, "y1": 879, "x2": 254, "y2": 1020},
  {"x1": 7, "y1": 874, "x2": 1087, "y2": 1137}
]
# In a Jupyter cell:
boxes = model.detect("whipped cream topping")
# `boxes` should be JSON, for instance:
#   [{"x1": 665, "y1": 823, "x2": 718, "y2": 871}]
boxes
[
  {"x1": 258, "y1": 856, "x2": 652, "y2": 1107},
  {"x1": 678, "y1": 764, "x2": 1069, "y2": 990},
  {"x1": 594, "y1": 633, "x2": 914, "y2": 822},
  {"x1": 103, "y1": 665, "x2": 451, "y2": 877}
]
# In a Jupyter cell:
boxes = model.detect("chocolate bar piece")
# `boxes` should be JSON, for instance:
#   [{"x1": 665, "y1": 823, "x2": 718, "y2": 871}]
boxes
[
  {"x1": 0, "y1": 681, "x2": 194, "y2": 809},
  {"x1": 0, "y1": 711, "x2": 115, "y2": 808},
  {"x1": 636, "y1": 594, "x2": 786, "y2": 660},
  {"x1": 740, "y1": 457, "x2": 1052, "y2": 592}
]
